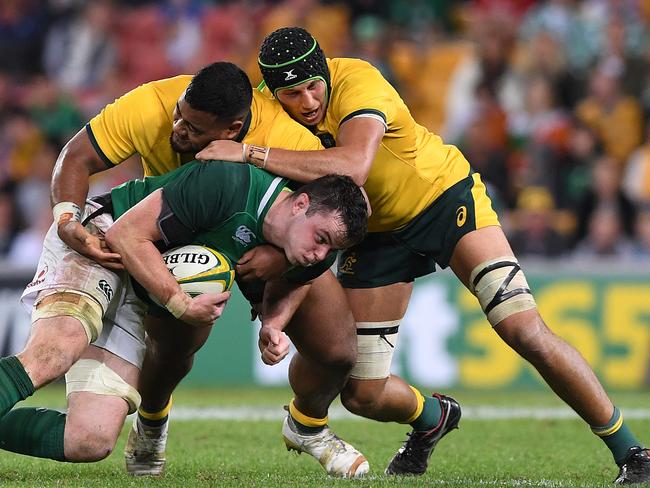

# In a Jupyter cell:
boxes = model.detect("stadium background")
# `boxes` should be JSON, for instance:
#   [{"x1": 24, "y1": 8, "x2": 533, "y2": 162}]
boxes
[{"x1": 1, "y1": 0, "x2": 650, "y2": 392}]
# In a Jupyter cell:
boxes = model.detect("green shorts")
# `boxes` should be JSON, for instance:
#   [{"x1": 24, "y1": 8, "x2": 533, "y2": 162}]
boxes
[{"x1": 337, "y1": 173, "x2": 500, "y2": 288}]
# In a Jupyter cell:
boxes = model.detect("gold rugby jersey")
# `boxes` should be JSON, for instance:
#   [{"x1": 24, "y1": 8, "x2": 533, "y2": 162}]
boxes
[
  {"x1": 264, "y1": 58, "x2": 472, "y2": 232},
  {"x1": 87, "y1": 75, "x2": 323, "y2": 177}
]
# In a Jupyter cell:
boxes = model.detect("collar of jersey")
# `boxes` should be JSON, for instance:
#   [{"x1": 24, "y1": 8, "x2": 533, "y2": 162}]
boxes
[{"x1": 234, "y1": 110, "x2": 252, "y2": 142}]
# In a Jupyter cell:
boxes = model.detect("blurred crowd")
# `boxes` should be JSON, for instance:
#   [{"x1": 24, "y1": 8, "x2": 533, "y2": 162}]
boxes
[{"x1": 2, "y1": 0, "x2": 650, "y2": 268}]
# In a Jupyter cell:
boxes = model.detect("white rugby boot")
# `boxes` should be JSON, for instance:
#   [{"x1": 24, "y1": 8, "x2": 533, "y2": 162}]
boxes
[
  {"x1": 124, "y1": 415, "x2": 168, "y2": 476},
  {"x1": 282, "y1": 415, "x2": 369, "y2": 478}
]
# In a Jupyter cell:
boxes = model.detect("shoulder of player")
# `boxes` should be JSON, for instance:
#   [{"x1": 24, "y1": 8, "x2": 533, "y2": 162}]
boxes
[
  {"x1": 248, "y1": 89, "x2": 305, "y2": 133},
  {"x1": 106, "y1": 75, "x2": 189, "y2": 126},
  {"x1": 328, "y1": 57, "x2": 383, "y2": 84},
  {"x1": 124, "y1": 75, "x2": 191, "y2": 101},
  {"x1": 250, "y1": 89, "x2": 283, "y2": 120},
  {"x1": 146, "y1": 75, "x2": 191, "y2": 107},
  {"x1": 192, "y1": 159, "x2": 253, "y2": 183}
]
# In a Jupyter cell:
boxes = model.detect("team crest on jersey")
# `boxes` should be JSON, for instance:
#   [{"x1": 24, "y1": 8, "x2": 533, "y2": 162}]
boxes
[
  {"x1": 283, "y1": 69, "x2": 297, "y2": 81},
  {"x1": 233, "y1": 225, "x2": 256, "y2": 245},
  {"x1": 338, "y1": 254, "x2": 357, "y2": 275}
]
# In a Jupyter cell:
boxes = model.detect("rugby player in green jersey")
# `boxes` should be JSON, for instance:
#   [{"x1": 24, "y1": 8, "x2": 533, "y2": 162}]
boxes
[
  {"x1": 0, "y1": 161, "x2": 367, "y2": 472},
  {"x1": 197, "y1": 27, "x2": 650, "y2": 484},
  {"x1": 48, "y1": 62, "x2": 371, "y2": 478}
]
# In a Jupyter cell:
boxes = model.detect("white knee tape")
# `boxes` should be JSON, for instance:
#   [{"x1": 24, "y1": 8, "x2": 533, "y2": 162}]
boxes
[
  {"x1": 469, "y1": 256, "x2": 537, "y2": 326},
  {"x1": 32, "y1": 290, "x2": 103, "y2": 342},
  {"x1": 65, "y1": 359, "x2": 141, "y2": 414},
  {"x1": 350, "y1": 320, "x2": 400, "y2": 380}
]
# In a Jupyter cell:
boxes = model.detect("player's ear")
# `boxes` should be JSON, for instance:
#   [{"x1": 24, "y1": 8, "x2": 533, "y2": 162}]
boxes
[
  {"x1": 291, "y1": 193, "x2": 310, "y2": 215},
  {"x1": 224, "y1": 119, "x2": 244, "y2": 139}
]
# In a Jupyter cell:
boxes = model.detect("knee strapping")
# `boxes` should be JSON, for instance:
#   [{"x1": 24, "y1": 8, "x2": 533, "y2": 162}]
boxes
[
  {"x1": 350, "y1": 320, "x2": 400, "y2": 380},
  {"x1": 469, "y1": 257, "x2": 537, "y2": 326},
  {"x1": 65, "y1": 359, "x2": 141, "y2": 414},
  {"x1": 32, "y1": 291, "x2": 103, "y2": 342}
]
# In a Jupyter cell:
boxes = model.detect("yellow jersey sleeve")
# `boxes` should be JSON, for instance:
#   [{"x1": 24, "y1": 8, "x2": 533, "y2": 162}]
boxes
[
  {"x1": 322, "y1": 58, "x2": 471, "y2": 231},
  {"x1": 87, "y1": 76, "x2": 191, "y2": 175}
]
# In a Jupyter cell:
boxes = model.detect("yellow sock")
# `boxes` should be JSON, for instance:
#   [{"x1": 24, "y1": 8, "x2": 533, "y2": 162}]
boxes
[
  {"x1": 139, "y1": 396, "x2": 173, "y2": 422},
  {"x1": 401, "y1": 386, "x2": 425, "y2": 424},
  {"x1": 289, "y1": 398, "x2": 328, "y2": 431}
]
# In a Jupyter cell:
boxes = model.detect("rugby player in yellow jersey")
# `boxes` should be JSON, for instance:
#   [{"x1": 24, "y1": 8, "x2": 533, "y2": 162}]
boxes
[
  {"x1": 196, "y1": 28, "x2": 650, "y2": 484},
  {"x1": 46, "y1": 62, "x2": 369, "y2": 478}
]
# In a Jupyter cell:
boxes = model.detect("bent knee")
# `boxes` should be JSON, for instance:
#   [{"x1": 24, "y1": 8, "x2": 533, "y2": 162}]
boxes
[
  {"x1": 307, "y1": 347, "x2": 356, "y2": 376},
  {"x1": 341, "y1": 378, "x2": 386, "y2": 416},
  {"x1": 496, "y1": 312, "x2": 556, "y2": 359},
  {"x1": 290, "y1": 330, "x2": 357, "y2": 373},
  {"x1": 65, "y1": 430, "x2": 116, "y2": 462}
]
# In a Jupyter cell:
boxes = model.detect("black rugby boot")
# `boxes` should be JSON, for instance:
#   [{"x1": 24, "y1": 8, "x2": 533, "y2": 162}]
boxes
[
  {"x1": 385, "y1": 393, "x2": 461, "y2": 476},
  {"x1": 615, "y1": 446, "x2": 650, "y2": 485}
]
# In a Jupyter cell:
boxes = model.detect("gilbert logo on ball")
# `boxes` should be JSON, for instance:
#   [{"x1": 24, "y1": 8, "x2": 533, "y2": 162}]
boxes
[{"x1": 152, "y1": 245, "x2": 235, "y2": 303}]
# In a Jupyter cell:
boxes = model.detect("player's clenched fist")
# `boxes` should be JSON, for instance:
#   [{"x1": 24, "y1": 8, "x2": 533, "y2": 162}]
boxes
[{"x1": 258, "y1": 325, "x2": 290, "y2": 365}]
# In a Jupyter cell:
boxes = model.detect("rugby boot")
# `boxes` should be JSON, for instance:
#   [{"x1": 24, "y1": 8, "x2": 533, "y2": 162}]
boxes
[
  {"x1": 385, "y1": 393, "x2": 461, "y2": 476},
  {"x1": 282, "y1": 415, "x2": 369, "y2": 478},
  {"x1": 614, "y1": 446, "x2": 650, "y2": 484},
  {"x1": 124, "y1": 415, "x2": 168, "y2": 476}
]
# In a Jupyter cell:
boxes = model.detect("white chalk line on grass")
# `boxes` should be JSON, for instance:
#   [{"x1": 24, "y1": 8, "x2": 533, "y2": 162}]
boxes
[
  {"x1": 167, "y1": 405, "x2": 650, "y2": 422},
  {"x1": 356, "y1": 476, "x2": 572, "y2": 487}
]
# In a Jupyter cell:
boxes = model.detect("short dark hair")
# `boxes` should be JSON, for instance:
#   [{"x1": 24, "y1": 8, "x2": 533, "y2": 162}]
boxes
[
  {"x1": 185, "y1": 62, "x2": 253, "y2": 122},
  {"x1": 296, "y1": 174, "x2": 368, "y2": 247}
]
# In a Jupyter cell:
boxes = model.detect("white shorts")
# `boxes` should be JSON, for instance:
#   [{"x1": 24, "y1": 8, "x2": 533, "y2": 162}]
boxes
[{"x1": 21, "y1": 200, "x2": 148, "y2": 368}]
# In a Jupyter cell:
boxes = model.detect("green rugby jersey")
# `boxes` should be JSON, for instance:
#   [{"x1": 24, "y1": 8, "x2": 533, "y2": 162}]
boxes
[{"x1": 109, "y1": 160, "x2": 334, "y2": 282}]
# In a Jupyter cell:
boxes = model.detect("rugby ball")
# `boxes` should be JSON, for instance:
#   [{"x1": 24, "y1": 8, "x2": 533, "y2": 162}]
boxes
[{"x1": 153, "y1": 245, "x2": 235, "y2": 302}]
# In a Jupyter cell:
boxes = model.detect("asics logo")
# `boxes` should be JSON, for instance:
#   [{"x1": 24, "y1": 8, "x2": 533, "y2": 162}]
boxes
[
  {"x1": 456, "y1": 206, "x2": 467, "y2": 227},
  {"x1": 284, "y1": 69, "x2": 298, "y2": 81}
]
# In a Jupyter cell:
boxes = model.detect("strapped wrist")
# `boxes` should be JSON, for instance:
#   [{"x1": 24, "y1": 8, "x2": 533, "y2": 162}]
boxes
[
  {"x1": 53, "y1": 202, "x2": 82, "y2": 226},
  {"x1": 165, "y1": 292, "x2": 190, "y2": 318},
  {"x1": 241, "y1": 143, "x2": 248, "y2": 163},
  {"x1": 246, "y1": 144, "x2": 270, "y2": 169}
]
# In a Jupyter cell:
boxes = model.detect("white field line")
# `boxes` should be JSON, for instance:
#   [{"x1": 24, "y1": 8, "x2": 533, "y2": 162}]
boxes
[{"x1": 166, "y1": 405, "x2": 650, "y2": 422}]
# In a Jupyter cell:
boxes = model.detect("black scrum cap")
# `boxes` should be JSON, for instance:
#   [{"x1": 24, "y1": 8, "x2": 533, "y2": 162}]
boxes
[{"x1": 259, "y1": 27, "x2": 331, "y2": 99}]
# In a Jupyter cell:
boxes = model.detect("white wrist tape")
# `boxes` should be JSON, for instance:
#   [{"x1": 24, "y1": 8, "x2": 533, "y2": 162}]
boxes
[
  {"x1": 246, "y1": 144, "x2": 270, "y2": 169},
  {"x1": 241, "y1": 143, "x2": 248, "y2": 163},
  {"x1": 53, "y1": 202, "x2": 82, "y2": 226},
  {"x1": 165, "y1": 292, "x2": 190, "y2": 319}
]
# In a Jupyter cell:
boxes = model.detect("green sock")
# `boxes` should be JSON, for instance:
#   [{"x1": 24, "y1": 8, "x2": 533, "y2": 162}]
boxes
[
  {"x1": 592, "y1": 407, "x2": 640, "y2": 465},
  {"x1": 0, "y1": 407, "x2": 66, "y2": 461},
  {"x1": 0, "y1": 356, "x2": 35, "y2": 417},
  {"x1": 410, "y1": 395, "x2": 443, "y2": 432}
]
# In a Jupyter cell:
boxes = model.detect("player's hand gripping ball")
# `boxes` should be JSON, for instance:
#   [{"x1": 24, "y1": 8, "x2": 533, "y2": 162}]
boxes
[{"x1": 151, "y1": 245, "x2": 234, "y2": 303}]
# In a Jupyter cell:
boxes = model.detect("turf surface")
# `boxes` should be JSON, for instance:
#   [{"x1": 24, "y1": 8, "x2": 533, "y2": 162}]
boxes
[{"x1": 1, "y1": 385, "x2": 648, "y2": 487}]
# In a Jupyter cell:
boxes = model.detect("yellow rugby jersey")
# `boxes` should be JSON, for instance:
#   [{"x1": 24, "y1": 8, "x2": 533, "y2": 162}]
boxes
[
  {"x1": 87, "y1": 75, "x2": 323, "y2": 177},
  {"x1": 263, "y1": 58, "x2": 472, "y2": 232},
  {"x1": 325, "y1": 58, "x2": 472, "y2": 231}
]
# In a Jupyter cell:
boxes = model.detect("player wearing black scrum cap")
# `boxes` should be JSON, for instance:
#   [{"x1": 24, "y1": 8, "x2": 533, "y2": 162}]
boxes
[{"x1": 196, "y1": 26, "x2": 650, "y2": 484}]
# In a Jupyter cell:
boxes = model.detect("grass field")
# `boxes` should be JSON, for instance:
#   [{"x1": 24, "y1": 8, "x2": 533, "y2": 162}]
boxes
[{"x1": 2, "y1": 385, "x2": 649, "y2": 487}]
